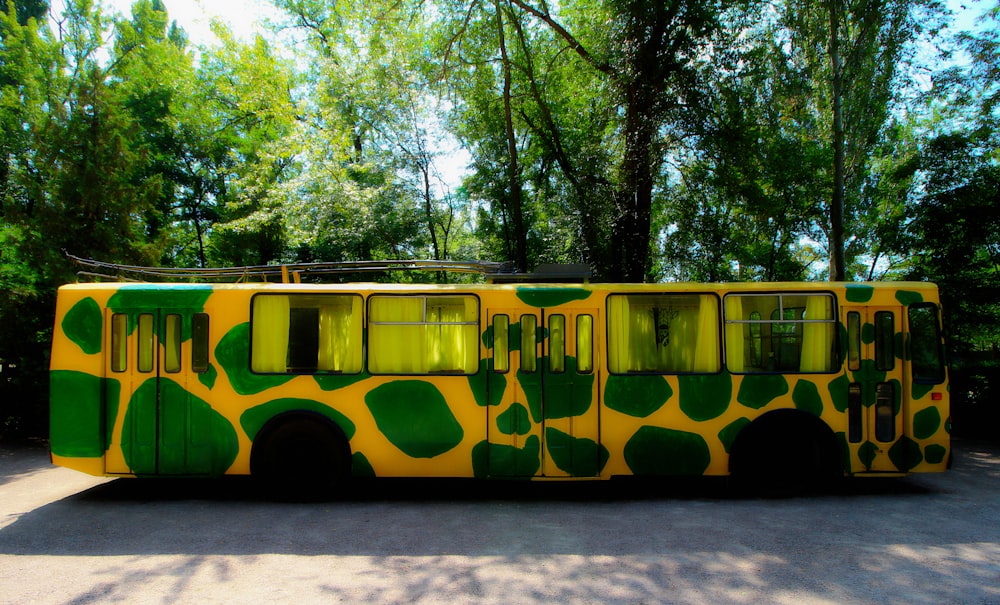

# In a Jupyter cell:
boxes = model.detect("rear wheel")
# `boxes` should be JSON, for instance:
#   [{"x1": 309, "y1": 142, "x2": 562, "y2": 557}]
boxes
[
  {"x1": 730, "y1": 410, "x2": 841, "y2": 497},
  {"x1": 251, "y1": 415, "x2": 351, "y2": 500}
]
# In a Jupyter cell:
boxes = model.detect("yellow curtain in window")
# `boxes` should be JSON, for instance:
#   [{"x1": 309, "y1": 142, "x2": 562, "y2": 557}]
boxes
[
  {"x1": 252, "y1": 295, "x2": 289, "y2": 372},
  {"x1": 429, "y1": 299, "x2": 473, "y2": 373},
  {"x1": 577, "y1": 315, "x2": 593, "y2": 373},
  {"x1": 801, "y1": 295, "x2": 834, "y2": 372},
  {"x1": 318, "y1": 297, "x2": 362, "y2": 373},
  {"x1": 724, "y1": 297, "x2": 745, "y2": 373},
  {"x1": 138, "y1": 314, "x2": 154, "y2": 372},
  {"x1": 693, "y1": 296, "x2": 720, "y2": 372},
  {"x1": 608, "y1": 296, "x2": 629, "y2": 372},
  {"x1": 370, "y1": 297, "x2": 424, "y2": 373}
]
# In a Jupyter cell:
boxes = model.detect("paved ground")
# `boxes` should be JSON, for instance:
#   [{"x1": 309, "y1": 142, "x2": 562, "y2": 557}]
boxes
[{"x1": 0, "y1": 440, "x2": 998, "y2": 604}]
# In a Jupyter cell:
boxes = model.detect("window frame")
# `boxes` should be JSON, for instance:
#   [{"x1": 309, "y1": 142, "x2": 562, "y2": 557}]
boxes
[
  {"x1": 249, "y1": 292, "x2": 365, "y2": 375},
  {"x1": 908, "y1": 303, "x2": 946, "y2": 385},
  {"x1": 723, "y1": 291, "x2": 839, "y2": 375},
  {"x1": 605, "y1": 291, "x2": 722, "y2": 375},
  {"x1": 367, "y1": 293, "x2": 481, "y2": 376}
]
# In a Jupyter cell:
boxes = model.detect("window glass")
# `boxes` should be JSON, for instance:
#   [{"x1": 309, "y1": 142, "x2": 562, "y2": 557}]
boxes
[
  {"x1": 111, "y1": 313, "x2": 127, "y2": 372},
  {"x1": 909, "y1": 304, "x2": 945, "y2": 384},
  {"x1": 875, "y1": 311, "x2": 895, "y2": 371},
  {"x1": 520, "y1": 315, "x2": 537, "y2": 373},
  {"x1": 847, "y1": 311, "x2": 861, "y2": 371},
  {"x1": 192, "y1": 313, "x2": 210, "y2": 373},
  {"x1": 138, "y1": 313, "x2": 154, "y2": 373},
  {"x1": 493, "y1": 315, "x2": 509, "y2": 373},
  {"x1": 164, "y1": 314, "x2": 182, "y2": 373},
  {"x1": 608, "y1": 294, "x2": 719, "y2": 373},
  {"x1": 724, "y1": 293, "x2": 836, "y2": 373},
  {"x1": 252, "y1": 294, "x2": 363, "y2": 374},
  {"x1": 577, "y1": 315, "x2": 594, "y2": 374},
  {"x1": 369, "y1": 295, "x2": 478, "y2": 374},
  {"x1": 549, "y1": 315, "x2": 566, "y2": 373}
]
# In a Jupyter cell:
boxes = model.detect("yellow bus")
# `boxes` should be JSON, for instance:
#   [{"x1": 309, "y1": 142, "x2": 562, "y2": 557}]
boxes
[{"x1": 49, "y1": 263, "x2": 950, "y2": 492}]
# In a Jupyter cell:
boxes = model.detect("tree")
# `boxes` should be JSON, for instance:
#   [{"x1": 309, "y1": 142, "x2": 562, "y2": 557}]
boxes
[
  {"x1": 503, "y1": 0, "x2": 720, "y2": 281},
  {"x1": 783, "y1": 0, "x2": 945, "y2": 280}
]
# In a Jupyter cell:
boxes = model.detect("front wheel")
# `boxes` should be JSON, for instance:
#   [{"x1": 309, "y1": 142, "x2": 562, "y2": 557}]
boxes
[{"x1": 251, "y1": 416, "x2": 351, "y2": 500}]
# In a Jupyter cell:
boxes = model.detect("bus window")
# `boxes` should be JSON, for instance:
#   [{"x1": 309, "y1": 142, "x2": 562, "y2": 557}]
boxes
[
  {"x1": 875, "y1": 311, "x2": 895, "y2": 371},
  {"x1": 493, "y1": 315, "x2": 509, "y2": 373},
  {"x1": 164, "y1": 314, "x2": 182, "y2": 373},
  {"x1": 138, "y1": 313, "x2": 154, "y2": 373},
  {"x1": 111, "y1": 313, "x2": 127, "y2": 372},
  {"x1": 369, "y1": 295, "x2": 478, "y2": 374},
  {"x1": 192, "y1": 313, "x2": 210, "y2": 373},
  {"x1": 520, "y1": 315, "x2": 537, "y2": 373},
  {"x1": 724, "y1": 293, "x2": 836, "y2": 373},
  {"x1": 847, "y1": 311, "x2": 861, "y2": 371},
  {"x1": 608, "y1": 293, "x2": 719, "y2": 373},
  {"x1": 577, "y1": 315, "x2": 594, "y2": 374},
  {"x1": 909, "y1": 304, "x2": 945, "y2": 384},
  {"x1": 549, "y1": 315, "x2": 565, "y2": 373},
  {"x1": 252, "y1": 294, "x2": 363, "y2": 374}
]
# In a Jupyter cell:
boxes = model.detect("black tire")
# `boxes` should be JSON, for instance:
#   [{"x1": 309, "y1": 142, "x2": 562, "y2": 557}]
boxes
[
  {"x1": 251, "y1": 415, "x2": 350, "y2": 500},
  {"x1": 730, "y1": 410, "x2": 840, "y2": 497}
]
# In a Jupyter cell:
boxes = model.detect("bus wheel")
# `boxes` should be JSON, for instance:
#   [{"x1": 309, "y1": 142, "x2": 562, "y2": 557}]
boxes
[
  {"x1": 729, "y1": 410, "x2": 840, "y2": 497},
  {"x1": 250, "y1": 414, "x2": 351, "y2": 500}
]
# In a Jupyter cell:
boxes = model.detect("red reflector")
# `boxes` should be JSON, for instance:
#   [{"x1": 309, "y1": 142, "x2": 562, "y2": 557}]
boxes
[{"x1": 932, "y1": 392, "x2": 943, "y2": 401}]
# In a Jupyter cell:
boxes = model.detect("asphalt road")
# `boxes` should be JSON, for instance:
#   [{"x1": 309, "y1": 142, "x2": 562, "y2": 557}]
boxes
[{"x1": 1, "y1": 440, "x2": 998, "y2": 605}]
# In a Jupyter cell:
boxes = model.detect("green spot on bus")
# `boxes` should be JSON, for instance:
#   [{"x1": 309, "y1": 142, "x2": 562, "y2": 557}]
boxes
[
  {"x1": 63, "y1": 297, "x2": 103, "y2": 355},
  {"x1": 895, "y1": 290, "x2": 924, "y2": 306},
  {"x1": 518, "y1": 369, "x2": 543, "y2": 422},
  {"x1": 240, "y1": 398, "x2": 357, "y2": 441},
  {"x1": 889, "y1": 436, "x2": 923, "y2": 471},
  {"x1": 515, "y1": 287, "x2": 591, "y2": 308},
  {"x1": 469, "y1": 359, "x2": 503, "y2": 407},
  {"x1": 543, "y1": 356, "x2": 594, "y2": 419},
  {"x1": 718, "y1": 417, "x2": 750, "y2": 454},
  {"x1": 924, "y1": 444, "x2": 947, "y2": 464},
  {"x1": 858, "y1": 441, "x2": 878, "y2": 470},
  {"x1": 198, "y1": 363, "x2": 218, "y2": 390},
  {"x1": 911, "y1": 381, "x2": 934, "y2": 401},
  {"x1": 913, "y1": 407, "x2": 942, "y2": 440},
  {"x1": 49, "y1": 370, "x2": 119, "y2": 457},
  {"x1": 623, "y1": 426, "x2": 711, "y2": 475},
  {"x1": 351, "y1": 452, "x2": 376, "y2": 477},
  {"x1": 845, "y1": 284, "x2": 874, "y2": 303},
  {"x1": 545, "y1": 427, "x2": 609, "y2": 476},
  {"x1": 792, "y1": 380, "x2": 823, "y2": 417},
  {"x1": 313, "y1": 372, "x2": 369, "y2": 392},
  {"x1": 121, "y1": 378, "x2": 238, "y2": 476},
  {"x1": 604, "y1": 374, "x2": 672, "y2": 418},
  {"x1": 497, "y1": 403, "x2": 531, "y2": 435},
  {"x1": 472, "y1": 436, "x2": 540, "y2": 477},
  {"x1": 679, "y1": 373, "x2": 732, "y2": 421},
  {"x1": 828, "y1": 374, "x2": 850, "y2": 412},
  {"x1": 365, "y1": 381, "x2": 464, "y2": 458},
  {"x1": 737, "y1": 374, "x2": 789, "y2": 409},
  {"x1": 108, "y1": 285, "x2": 213, "y2": 314},
  {"x1": 216, "y1": 323, "x2": 294, "y2": 395}
]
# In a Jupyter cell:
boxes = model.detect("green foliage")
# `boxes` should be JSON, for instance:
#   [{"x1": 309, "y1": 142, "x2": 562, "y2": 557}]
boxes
[{"x1": 0, "y1": 0, "x2": 997, "y2": 439}]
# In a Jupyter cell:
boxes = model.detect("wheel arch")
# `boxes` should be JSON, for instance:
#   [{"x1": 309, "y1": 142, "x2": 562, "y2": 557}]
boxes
[
  {"x1": 249, "y1": 410, "x2": 353, "y2": 478},
  {"x1": 729, "y1": 408, "x2": 842, "y2": 480}
]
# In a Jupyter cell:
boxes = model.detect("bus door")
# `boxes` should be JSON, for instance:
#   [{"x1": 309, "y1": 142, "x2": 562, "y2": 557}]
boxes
[
  {"x1": 105, "y1": 308, "x2": 214, "y2": 475},
  {"x1": 846, "y1": 305, "x2": 905, "y2": 472},
  {"x1": 487, "y1": 309, "x2": 600, "y2": 477}
]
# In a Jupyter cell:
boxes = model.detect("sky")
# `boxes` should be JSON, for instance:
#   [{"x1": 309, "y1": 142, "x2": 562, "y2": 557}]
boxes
[{"x1": 109, "y1": 0, "x2": 279, "y2": 44}]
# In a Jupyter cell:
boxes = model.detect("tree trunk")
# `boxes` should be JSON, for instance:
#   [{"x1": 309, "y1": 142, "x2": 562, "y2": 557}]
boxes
[
  {"x1": 496, "y1": 3, "x2": 529, "y2": 273},
  {"x1": 828, "y1": 0, "x2": 847, "y2": 281}
]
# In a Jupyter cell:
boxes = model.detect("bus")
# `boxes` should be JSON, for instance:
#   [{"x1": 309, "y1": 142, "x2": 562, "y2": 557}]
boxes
[{"x1": 49, "y1": 262, "x2": 950, "y2": 492}]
